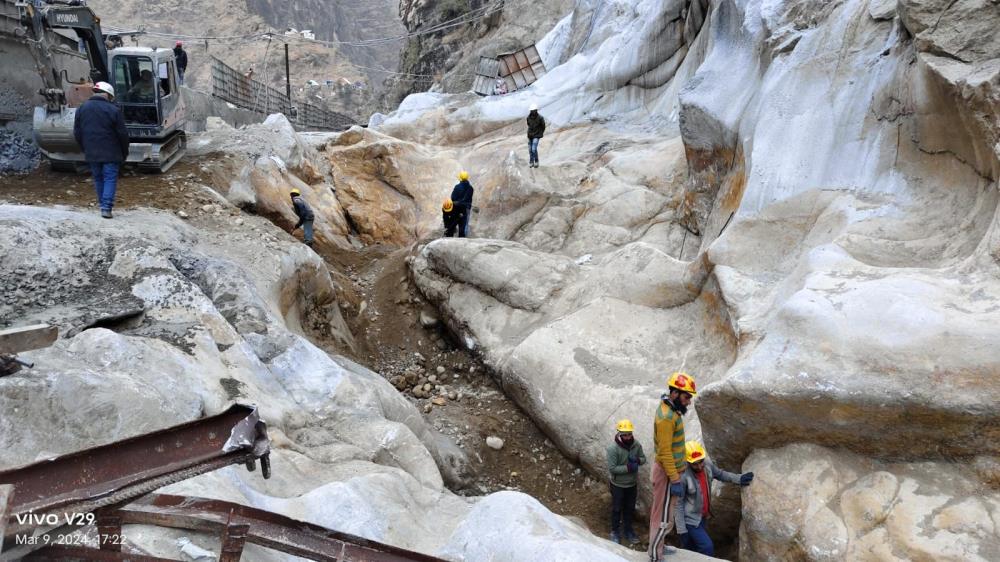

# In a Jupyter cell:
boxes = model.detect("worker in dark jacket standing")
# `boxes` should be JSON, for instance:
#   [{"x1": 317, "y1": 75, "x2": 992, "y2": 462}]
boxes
[
  {"x1": 526, "y1": 103, "x2": 545, "y2": 168},
  {"x1": 290, "y1": 188, "x2": 315, "y2": 247},
  {"x1": 450, "y1": 171, "x2": 474, "y2": 238},
  {"x1": 606, "y1": 419, "x2": 647, "y2": 546},
  {"x1": 73, "y1": 81, "x2": 129, "y2": 219},
  {"x1": 442, "y1": 198, "x2": 463, "y2": 237},
  {"x1": 174, "y1": 41, "x2": 188, "y2": 84}
]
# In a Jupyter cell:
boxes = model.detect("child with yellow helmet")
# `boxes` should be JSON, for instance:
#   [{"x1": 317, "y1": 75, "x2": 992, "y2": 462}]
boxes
[{"x1": 606, "y1": 418, "x2": 647, "y2": 546}]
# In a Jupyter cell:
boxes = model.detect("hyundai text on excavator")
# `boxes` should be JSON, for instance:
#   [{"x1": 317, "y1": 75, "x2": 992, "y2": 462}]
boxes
[{"x1": 16, "y1": 0, "x2": 186, "y2": 172}]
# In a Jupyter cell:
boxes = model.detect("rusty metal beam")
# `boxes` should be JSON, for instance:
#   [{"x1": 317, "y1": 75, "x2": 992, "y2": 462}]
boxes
[
  {"x1": 0, "y1": 404, "x2": 270, "y2": 540},
  {"x1": 0, "y1": 324, "x2": 58, "y2": 354},
  {"x1": 24, "y1": 545, "x2": 181, "y2": 561},
  {"x1": 95, "y1": 511, "x2": 123, "y2": 552},
  {"x1": 117, "y1": 494, "x2": 446, "y2": 562},
  {"x1": 218, "y1": 511, "x2": 249, "y2": 562}
]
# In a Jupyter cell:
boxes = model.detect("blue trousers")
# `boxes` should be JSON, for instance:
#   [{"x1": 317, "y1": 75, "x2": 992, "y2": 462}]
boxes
[
  {"x1": 528, "y1": 137, "x2": 540, "y2": 164},
  {"x1": 680, "y1": 519, "x2": 714, "y2": 556},
  {"x1": 458, "y1": 207, "x2": 470, "y2": 237},
  {"x1": 89, "y1": 162, "x2": 120, "y2": 211},
  {"x1": 302, "y1": 220, "x2": 314, "y2": 244}
]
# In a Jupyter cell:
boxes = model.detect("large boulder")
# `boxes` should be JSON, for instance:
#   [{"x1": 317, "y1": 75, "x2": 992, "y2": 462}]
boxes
[
  {"x1": 191, "y1": 114, "x2": 356, "y2": 251},
  {"x1": 412, "y1": 237, "x2": 735, "y2": 503},
  {"x1": 741, "y1": 444, "x2": 1000, "y2": 561}
]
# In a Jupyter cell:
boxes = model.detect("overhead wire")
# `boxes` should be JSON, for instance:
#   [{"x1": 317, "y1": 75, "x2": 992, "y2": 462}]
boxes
[
  {"x1": 102, "y1": 1, "x2": 504, "y2": 48},
  {"x1": 251, "y1": 33, "x2": 272, "y2": 113},
  {"x1": 104, "y1": 2, "x2": 505, "y2": 82}
]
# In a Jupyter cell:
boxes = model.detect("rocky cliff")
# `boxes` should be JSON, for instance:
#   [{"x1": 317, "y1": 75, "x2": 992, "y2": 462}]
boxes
[
  {"x1": 3, "y1": 0, "x2": 999, "y2": 559},
  {"x1": 388, "y1": 0, "x2": 575, "y2": 103},
  {"x1": 323, "y1": 0, "x2": 1000, "y2": 557}
]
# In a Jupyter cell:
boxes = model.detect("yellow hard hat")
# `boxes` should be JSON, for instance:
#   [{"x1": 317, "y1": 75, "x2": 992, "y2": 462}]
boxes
[
  {"x1": 685, "y1": 440, "x2": 707, "y2": 463},
  {"x1": 442, "y1": 199, "x2": 454, "y2": 212},
  {"x1": 667, "y1": 371, "x2": 697, "y2": 395},
  {"x1": 290, "y1": 188, "x2": 301, "y2": 196},
  {"x1": 616, "y1": 419, "x2": 634, "y2": 433},
  {"x1": 458, "y1": 170, "x2": 469, "y2": 181}
]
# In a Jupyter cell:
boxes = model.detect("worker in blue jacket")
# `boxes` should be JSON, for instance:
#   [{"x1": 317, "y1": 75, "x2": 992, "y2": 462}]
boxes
[
  {"x1": 450, "y1": 171, "x2": 474, "y2": 237},
  {"x1": 73, "y1": 81, "x2": 130, "y2": 219}
]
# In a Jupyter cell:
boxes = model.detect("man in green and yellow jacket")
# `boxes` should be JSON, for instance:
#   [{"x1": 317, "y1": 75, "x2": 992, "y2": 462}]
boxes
[
  {"x1": 606, "y1": 419, "x2": 647, "y2": 545},
  {"x1": 648, "y1": 372, "x2": 697, "y2": 561}
]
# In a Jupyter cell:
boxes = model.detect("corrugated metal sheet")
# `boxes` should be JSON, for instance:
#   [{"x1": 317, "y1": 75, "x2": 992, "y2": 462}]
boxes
[
  {"x1": 497, "y1": 44, "x2": 546, "y2": 93},
  {"x1": 472, "y1": 45, "x2": 547, "y2": 95},
  {"x1": 472, "y1": 56, "x2": 501, "y2": 95}
]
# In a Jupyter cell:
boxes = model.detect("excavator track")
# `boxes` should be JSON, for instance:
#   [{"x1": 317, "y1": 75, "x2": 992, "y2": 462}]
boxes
[{"x1": 135, "y1": 131, "x2": 187, "y2": 174}]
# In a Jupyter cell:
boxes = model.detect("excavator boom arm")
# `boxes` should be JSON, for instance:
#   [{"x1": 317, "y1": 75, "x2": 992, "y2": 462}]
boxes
[{"x1": 18, "y1": 1, "x2": 109, "y2": 84}]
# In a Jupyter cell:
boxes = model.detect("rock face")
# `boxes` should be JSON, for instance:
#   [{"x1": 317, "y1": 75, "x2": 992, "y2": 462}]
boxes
[
  {"x1": 0, "y1": 205, "x2": 663, "y2": 561},
  {"x1": 741, "y1": 444, "x2": 1000, "y2": 561},
  {"x1": 411, "y1": 237, "x2": 734, "y2": 500},
  {"x1": 190, "y1": 114, "x2": 356, "y2": 250},
  {"x1": 390, "y1": 0, "x2": 575, "y2": 103},
  {"x1": 341, "y1": 0, "x2": 1000, "y2": 556}
]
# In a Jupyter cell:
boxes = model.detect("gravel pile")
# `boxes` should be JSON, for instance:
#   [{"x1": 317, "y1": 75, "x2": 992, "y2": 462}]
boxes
[{"x1": 0, "y1": 128, "x2": 41, "y2": 175}]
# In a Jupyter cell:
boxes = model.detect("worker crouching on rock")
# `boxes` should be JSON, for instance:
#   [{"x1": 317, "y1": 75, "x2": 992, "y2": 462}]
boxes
[
  {"x1": 607, "y1": 418, "x2": 646, "y2": 546},
  {"x1": 290, "y1": 188, "x2": 315, "y2": 247},
  {"x1": 649, "y1": 371, "x2": 696, "y2": 562},
  {"x1": 676, "y1": 441, "x2": 753, "y2": 557},
  {"x1": 442, "y1": 199, "x2": 463, "y2": 237}
]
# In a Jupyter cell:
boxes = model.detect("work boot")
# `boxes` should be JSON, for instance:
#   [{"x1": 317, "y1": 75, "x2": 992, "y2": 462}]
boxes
[
  {"x1": 624, "y1": 531, "x2": 640, "y2": 545},
  {"x1": 609, "y1": 532, "x2": 620, "y2": 544},
  {"x1": 101, "y1": 209, "x2": 112, "y2": 219}
]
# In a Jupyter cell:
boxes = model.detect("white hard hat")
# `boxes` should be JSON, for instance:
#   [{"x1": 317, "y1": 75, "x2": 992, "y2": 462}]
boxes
[
  {"x1": 93, "y1": 81, "x2": 115, "y2": 98},
  {"x1": 529, "y1": 103, "x2": 538, "y2": 111}
]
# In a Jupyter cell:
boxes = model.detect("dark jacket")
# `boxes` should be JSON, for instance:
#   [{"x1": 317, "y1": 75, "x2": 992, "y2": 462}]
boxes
[
  {"x1": 527, "y1": 110, "x2": 545, "y2": 139},
  {"x1": 676, "y1": 459, "x2": 741, "y2": 534},
  {"x1": 174, "y1": 47, "x2": 188, "y2": 72},
  {"x1": 442, "y1": 208, "x2": 463, "y2": 230},
  {"x1": 450, "y1": 181, "x2": 474, "y2": 211},
  {"x1": 606, "y1": 438, "x2": 647, "y2": 488},
  {"x1": 73, "y1": 95, "x2": 130, "y2": 164},
  {"x1": 291, "y1": 195, "x2": 314, "y2": 227}
]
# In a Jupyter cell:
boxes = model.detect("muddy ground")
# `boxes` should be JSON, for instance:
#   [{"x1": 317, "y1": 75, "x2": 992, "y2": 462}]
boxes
[{"x1": 0, "y1": 160, "x2": 654, "y2": 551}]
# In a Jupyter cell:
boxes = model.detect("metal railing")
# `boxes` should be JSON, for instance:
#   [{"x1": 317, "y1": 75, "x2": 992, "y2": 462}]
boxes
[{"x1": 210, "y1": 56, "x2": 354, "y2": 132}]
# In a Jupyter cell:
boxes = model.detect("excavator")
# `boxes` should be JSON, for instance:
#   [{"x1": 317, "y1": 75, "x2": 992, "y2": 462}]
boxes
[{"x1": 14, "y1": 0, "x2": 187, "y2": 172}]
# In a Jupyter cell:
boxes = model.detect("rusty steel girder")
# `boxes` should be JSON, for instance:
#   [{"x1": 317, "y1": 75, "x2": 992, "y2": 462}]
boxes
[
  {"x1": 115, "y1": 494, "x2": 446, "y2": 562},
  {"x1": 24, "y1": 545, "x2": 181, "y2": 561},
  {"x1": 1, "y1": 402, "x2": 443, "y2": 562},
  {"x1": 0, "y1": 404, "x2": 270, "y2": 540}
]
